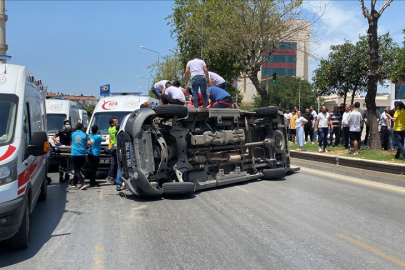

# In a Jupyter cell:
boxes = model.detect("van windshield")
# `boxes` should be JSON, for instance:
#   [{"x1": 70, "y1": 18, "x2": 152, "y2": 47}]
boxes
[
  {"x1": 0, "y1": 94, "x2": 18, "y2": 147},
  {"x1": 47, "y1": 114, "x2": 67, "y2": 134},
  {"x1": 89, "y1": 112, "x2": 132, "y2": 133}
]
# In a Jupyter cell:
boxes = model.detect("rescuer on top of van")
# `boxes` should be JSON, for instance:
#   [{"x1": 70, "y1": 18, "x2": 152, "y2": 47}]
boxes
[
  {"x1": 160, "y1": 80, "x2": 190, "y2": 106},
  {"x1": 52, "y1": 120, "x2": 73, "y2": 183}
]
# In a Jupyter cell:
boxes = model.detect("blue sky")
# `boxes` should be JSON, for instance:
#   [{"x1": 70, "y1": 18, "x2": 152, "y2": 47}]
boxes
[{"x1": 5, "y1": 1, "x2": 404, "y2": 97}]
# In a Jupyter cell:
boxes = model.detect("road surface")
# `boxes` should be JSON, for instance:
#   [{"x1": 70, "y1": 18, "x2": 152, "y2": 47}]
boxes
[{"x1": 1, "y1": 168, "x2": 405, "y2": 269}]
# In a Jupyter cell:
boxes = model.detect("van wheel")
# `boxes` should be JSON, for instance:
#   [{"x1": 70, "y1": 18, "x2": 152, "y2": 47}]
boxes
[
  {"x1": 155, "y1": 105, "x2": 188, "y2": 118},
  {"x1": 254, "y1": 106, "x2": 279, "y2": 117},
  {"x1": 38, "y1": 177, "x2": 47, "y2": 202},
  {"x1": 9, "y1": 202, "x2": 30, "y2": 249},
  {"x1": 162, "y1": 182, "x2": 195, "y2": 195}
]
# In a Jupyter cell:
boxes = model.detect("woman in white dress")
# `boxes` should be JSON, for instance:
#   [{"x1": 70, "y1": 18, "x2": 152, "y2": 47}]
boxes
[{"x1": 295, "y1": 111, "x2": 308, "y2": 151}]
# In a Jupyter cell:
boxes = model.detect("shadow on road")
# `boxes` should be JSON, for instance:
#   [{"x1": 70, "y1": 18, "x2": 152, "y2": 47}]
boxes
[{"x1": 0, "y1": 175, "x2": 68, "y2": 268}]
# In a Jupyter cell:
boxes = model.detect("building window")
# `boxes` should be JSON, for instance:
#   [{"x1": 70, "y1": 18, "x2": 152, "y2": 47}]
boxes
[
  {"x1": 279, "y1": 42, "x2": 297, "y2": 50},
  {"x1": 267, "y1": 55, "x2": 297, "y2": 63},
  {"x1": 262, "y1": 68, "x2": 296, "y2": 77}
]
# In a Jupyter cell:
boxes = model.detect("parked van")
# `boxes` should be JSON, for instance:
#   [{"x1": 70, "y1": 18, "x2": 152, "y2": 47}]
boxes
[
  {"x1": 0, "y1": 64, "x2": 50, "y2": 248},
  {"x1": 85, "y1": 93, "x2": 158, "y2": 173},
  {"x1": 46, "y1": 98, "x2": 80, "y2": 144},
  {"x1": 79, "y1": 109, "x2": 89, "y2": 130}
]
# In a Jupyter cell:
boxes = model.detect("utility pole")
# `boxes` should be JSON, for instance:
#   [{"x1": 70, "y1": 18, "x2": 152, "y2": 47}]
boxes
[{"x1": 0, "y1": 0, "x2": 8, "y2": 56}]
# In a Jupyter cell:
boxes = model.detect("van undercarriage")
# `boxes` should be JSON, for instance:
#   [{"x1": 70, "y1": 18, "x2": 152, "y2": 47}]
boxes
[{"x1": 117, "y1": 105, "x2": 298, "y2": 198}]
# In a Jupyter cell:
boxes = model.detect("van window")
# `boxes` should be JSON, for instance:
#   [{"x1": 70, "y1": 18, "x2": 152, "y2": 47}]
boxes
[
  {"x1": 89, "y1": 112, "x2": 131, "y2": 133},
  {"x1": 0, "y1": 94, "x2": 18, "y2": 147},
  {"x1": 47, "y1": 114, "x2": 67, "y2": 134},
  {"x1": 23, "y1": 103, "x2": 31, "y2": 160}
]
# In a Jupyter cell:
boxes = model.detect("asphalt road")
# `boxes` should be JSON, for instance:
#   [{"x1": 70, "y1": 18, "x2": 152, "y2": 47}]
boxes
[{"x1": 1, "y1": 167, "x2": 405, "y2": 269}]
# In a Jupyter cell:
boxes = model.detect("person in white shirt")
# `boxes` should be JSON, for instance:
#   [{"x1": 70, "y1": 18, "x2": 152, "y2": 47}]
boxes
[
  {"x1": 208, "y1": 71, "x2": 227, "y2": 89},
  {"x1": 151, "y1": 80, "x2": 171, "y2": 99},
  {"x1": 310, "y1": 105, "x2": 318, "y2": 141},
  {"x1": 340, "y1": 104, "x2": 351, "y2": 149},
  {"x1": 347, "y1": 104, "x2": 363, "y2": 155},
  {"x1": 294, "y1": 111, "x2": 308, "y2": 151},
  {"x1": 160, "y1": 81, "x2": 190, "y2": 106},
  {"x1": 380, "y1": 107, "x2": 391, "y2": 150},
  {"x1": 315, "y1": 105, "x2": 332, "y2": 153},
  {"x1": 284, "y1": 108, "x2": 292, "y2": 141},
  {"x1": 184, "y1": 55, "x2": 212, "y2": 108}
]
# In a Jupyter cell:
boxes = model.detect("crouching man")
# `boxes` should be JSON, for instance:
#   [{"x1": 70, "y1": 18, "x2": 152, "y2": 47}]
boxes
[
  {"x1": 206, "y1": 86, "x2": 232, "y2": 108},
  {"x1": 160, "y1": 80, "x2": 190, "y2": 106}
]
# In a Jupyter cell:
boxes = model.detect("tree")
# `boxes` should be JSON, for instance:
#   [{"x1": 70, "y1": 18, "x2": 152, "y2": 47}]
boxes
[
  {"x1": 313, "y1": 33, "x2": 397, "y2": 106},
  {"x1": 84, "y1": 104, "x2": 95, "y2": 118},
  {"x1": 360, "y1": 0, "x2": 393, "y2": 150},
  {"x1": 391, "y1": 29, "x2": 405, "y2": 83},
  {"x1": 253, "y1": 76, "x2": 319, "y2": 110},
  {"x1": 168, "y1": 0, "x2": 324, "y2": 107}
]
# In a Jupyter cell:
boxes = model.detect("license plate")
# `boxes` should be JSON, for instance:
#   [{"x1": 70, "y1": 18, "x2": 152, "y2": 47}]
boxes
[{"x1": 100, "y1": 159, "x2": 111, "y2": 163}]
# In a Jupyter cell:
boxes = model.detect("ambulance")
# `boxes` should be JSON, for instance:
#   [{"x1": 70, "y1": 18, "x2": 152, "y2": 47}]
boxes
[
  {"x1": 79, "y1": 109, "x2": 89, "y2": 130},
  {"x1": 85, "y1": 93, "x2": 158, "y2": 173},
  {"x1": 0, "y1": 63, "x2": 50, "y2": 248},
  {"x1": 46, "y1": 98, "x2": 80, "y2": 143}
]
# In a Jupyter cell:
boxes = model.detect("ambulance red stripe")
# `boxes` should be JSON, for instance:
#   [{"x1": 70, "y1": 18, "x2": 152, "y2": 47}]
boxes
[{"x1": 0, "y1": 145, "x2": 16, "y2": 162}]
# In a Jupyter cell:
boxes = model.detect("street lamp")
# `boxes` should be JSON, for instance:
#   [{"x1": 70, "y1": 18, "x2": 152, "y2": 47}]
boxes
[
  {"x1": 137, "y1": 76, "x2": 150, "y2": 89},
  {"x1": 168, "y1": 48, "x2": 179, "y2": 54},
  {"x1": 140, "y1": 46, "x2": 160, "y2": 64}
]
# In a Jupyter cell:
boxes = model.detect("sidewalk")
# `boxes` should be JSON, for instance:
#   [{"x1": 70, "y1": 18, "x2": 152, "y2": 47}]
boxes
[{"x1": 290, "y1": 150, "x2": 405, "y2": 188}]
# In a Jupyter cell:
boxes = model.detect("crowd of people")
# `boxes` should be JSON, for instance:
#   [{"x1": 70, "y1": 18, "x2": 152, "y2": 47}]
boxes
[
  {"x1": 284, "y1": 101, "x2": 405, "y2": 157},
  {"x1": 51, "y1": 117, "x2": 123, "y2": 191},
  {"x1": 151, "y1": 54, "x2": 233, "y2": 109}
]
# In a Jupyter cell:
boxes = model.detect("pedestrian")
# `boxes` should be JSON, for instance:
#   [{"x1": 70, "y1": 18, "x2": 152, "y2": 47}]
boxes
[
  {"x1": 302, "y1": 108, "x2": 314, "y2": 143},
  {"x1": 160, "y1": 81, "x2": 190, "y2": 106},
  {"x1": 295, "y1": 111, "x2": 308, "y2": 151},
  {"x1": 206, "y1": 86, "x2": 232, "y2": 108},
  {"x1": 329, "y1": 106, "x2": 341, "y2": 147},
  {"x1": 364, "y1": 107, "x2": 381, "y2": 146},
  {"x1": 389, "y1": 101, "x2": 405, "y2": 159},
  {"x1": 310, "y1": 105, "x2": 318, "y2": 141},
  {"x1": 51, "y1": 120, "x2": 73, "y2": 183},
  {"x1": 290, "y1": 110, "x2": 297, "y2": 143},
  {"x1": 208, "y1": 71, "x2": 227, "y2": 90},
  {"x1": 151, "y1": 80, "x2": 171, "y2": 99},
  {"x1": 348, "y1": 104, "x2": 363, "y2": 155},
  {"x1": 341, "y1": 104, "x2": 351, "y2": 149},
  {"x1": 380, "y1": 107, "x2": 390, "y2": 151},
  {"x1": 107, "y1": 117, "x2": 119, "y2": 184},
  {"x1": 388, "y1": 102, "x2": 398, "y2": 152},
  {"x1": 183, "y1": 87, "x2": 203, "y2": 108},
  {"x1": 70, "y1": 122, "x2": 91, "y2": 190},
  {"x1": 354, "y1": 102, "x2": 366, "y2": 148},
  {"x1": 114, "y1": 121, "x2": 125, "y2": 191},
  {"x1": 88, "y1": 125, "x2": 107, "y2": 187},
  {"x1": 315, "y1": 105, "x2": 331, "y2": 153},
  {"x1": 284, "y1": 108, "x2": 292, "y2": 141},
  {"x1": 184, "y1": 54, "x2": 211, "y2": 108}
]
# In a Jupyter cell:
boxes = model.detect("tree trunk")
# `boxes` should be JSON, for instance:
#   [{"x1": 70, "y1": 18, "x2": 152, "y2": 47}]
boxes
[
  {"x1": 343, "y1": 93, "x2": 347, "y2": 108},
  {"x1": 365, "y1": 15, "x2": 380, "y2": 150},
  {"x1": 247, "y1": 67, "x2": 269, "y2": 107}
]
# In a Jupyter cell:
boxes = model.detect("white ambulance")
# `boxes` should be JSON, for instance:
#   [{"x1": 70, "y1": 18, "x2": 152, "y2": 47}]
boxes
[
  {"x1": 79, "y1": 109, "x2": 89, "y2": 130},
  {"x1": 46, "y1": 98, "x2": 80, "y2": 141},
  {"x1": 85, "y1": 93, "x2": 158, "y2": 173},
  {"x1": 0, "y1": 64, "x2": 50, "y2": 248}
]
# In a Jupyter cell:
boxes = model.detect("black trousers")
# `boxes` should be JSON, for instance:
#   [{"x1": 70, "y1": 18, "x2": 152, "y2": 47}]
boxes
[
  {"x1": 88, "y1": 154, "x2": 100, "y2": 185},
  {"x1": 304, "y1": 127, "x2": 313, "y2": 142},
  {"x1": 110, "y1": 146, "x2": 118, "y2": 180},
  {"x1": 381, "y1": 126, "x2": 389, "y2": 150},
  {"x1": 330, "y1": 127, "x2": 341, "y2": 146},
  {"x1": 160, "y1": 94, "x2": 185, "y2": 106},
  {"x1": 72, "y1": 156, "x2": 86, "y2": 185}
]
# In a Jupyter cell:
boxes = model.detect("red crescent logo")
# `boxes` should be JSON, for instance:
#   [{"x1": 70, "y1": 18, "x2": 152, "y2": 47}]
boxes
[
  {"x1": 102, "y1": 101, "x2": 118, "y2": 110},
  {"x1": 0, "y1": 145, "x2": 16, "y2": 162}
]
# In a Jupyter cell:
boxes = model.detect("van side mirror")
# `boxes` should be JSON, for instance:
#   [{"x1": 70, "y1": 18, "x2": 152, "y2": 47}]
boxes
[{"x1": 28, "y1": 131, "x2": 49, "y2": 156}]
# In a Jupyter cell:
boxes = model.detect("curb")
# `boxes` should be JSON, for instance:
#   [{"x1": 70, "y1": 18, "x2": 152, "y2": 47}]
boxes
[{"x1": 290, "y1": 151, "x2": 405, "y2": 188}]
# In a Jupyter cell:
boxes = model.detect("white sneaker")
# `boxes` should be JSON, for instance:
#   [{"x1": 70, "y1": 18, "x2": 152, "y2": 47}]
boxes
[
  {"x1": 319, "y1": 147, "x2": 322, "y2": 153},
  {"x1": 324, "y1": 149, "x2": 328, "y2": 153}
]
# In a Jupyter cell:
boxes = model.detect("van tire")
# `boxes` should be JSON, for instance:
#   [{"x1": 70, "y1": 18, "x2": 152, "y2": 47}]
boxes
[
  {"x1": 162, "y1": 182, "x2": 195, "y2": 195},
  {"x1": 155, "y1": 105, "x2": 188, "y2": 118},
  {"x1": 262, "y1": 168, "x2": 286, "y2": 180},
  {"x1": 254, "y1": 106, "x2": 279, "y2": 117},
  {"x1": 9, "y1": 202, "x2": 30, "y2": 249},
  {"x1": 38, "y1": 177, "x2": 47, "y2": 202}
]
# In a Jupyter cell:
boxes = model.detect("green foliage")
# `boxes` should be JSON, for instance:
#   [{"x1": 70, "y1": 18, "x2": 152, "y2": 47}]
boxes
[
  {"x1": 313, "y1": 33, "x2": 397, "y2": 103},
  {"x1": 149, "y1": 53, "x2": 185, "y2": 86},
  {"x1": 168, "y1": 0, "x2": 316, "y2": 107},
  {"x1": 252, "y1": 76, "x2": 319, "y2": 110},
  {"x1": 84, "y1": 105, "x2": 95, "y2": 118},
  {"x1": 391, "y1": 29, "x2": 405, "y2": 83}
]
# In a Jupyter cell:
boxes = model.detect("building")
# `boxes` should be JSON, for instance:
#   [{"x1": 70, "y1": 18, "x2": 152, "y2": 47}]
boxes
[
  {"x1": 390, "y1": 81, "x2": 405, "y2": 108},
  {"x1": 322, "y1": 93, "x2": 391, "y2": 113},
  {"x1": 238, "y1": 21, "x2": 310, "y2": 103},
  {"x1": 46, "y1": 92, "x2": 98, "y2": 107}
]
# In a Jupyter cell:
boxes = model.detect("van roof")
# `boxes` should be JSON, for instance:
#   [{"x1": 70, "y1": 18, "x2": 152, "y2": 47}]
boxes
[
  {"x1": 46, "y1": 99, "x2": 79, "y2": 115},
  {"x1": 0, "y1": 64, "x2": 45, "y2": 97},
  {"x1": 94, "y1": 94, "x2": 159, "y2": 113}
]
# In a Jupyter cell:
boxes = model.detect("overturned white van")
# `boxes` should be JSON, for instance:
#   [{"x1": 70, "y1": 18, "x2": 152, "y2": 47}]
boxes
[{"x1": 0, "y1": 64, "x2": 50, "y2": 248}]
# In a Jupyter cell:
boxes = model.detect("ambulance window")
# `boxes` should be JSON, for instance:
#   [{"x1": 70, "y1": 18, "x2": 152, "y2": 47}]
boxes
[{"x1": 23, "y1": 103, "x2": 31, "y2": 160}]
